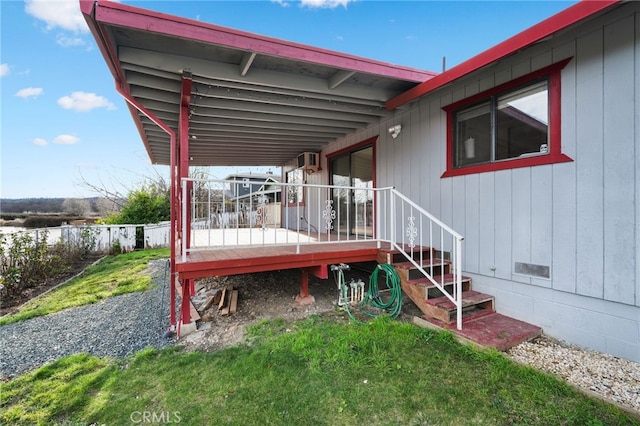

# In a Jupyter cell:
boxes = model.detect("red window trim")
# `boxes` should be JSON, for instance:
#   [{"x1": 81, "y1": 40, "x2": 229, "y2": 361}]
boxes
[
  {"x1": 441, "y1": 58, "x2": 573, "y2": 178},
  {"x1": 325, "y1": 136, "x2": 378, "y2": 160},
  {"x1": 326, "y1": 135, "x2": 378, "y2": 188}
]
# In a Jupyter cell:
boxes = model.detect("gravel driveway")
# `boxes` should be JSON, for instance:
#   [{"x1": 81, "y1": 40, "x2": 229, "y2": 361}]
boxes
[{"x1": 0, "y1": 259, "x2": 175, "y2": 379}]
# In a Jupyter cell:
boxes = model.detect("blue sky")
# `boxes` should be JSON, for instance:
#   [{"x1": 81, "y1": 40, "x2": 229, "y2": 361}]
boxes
[{"x1": 1, "y1": 0, "x2": 575, "y2": 199}]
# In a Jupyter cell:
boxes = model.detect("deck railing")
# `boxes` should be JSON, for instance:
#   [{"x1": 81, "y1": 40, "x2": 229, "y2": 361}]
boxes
[
  {"x1": 384, "y1": 189, "x2": 465, "y2": 330},
  {"x1": 180, "y1": 178, "x2": 464, "y2": 329}
]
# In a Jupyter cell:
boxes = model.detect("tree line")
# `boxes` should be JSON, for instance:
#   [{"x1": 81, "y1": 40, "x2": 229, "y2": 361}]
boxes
[{"x1": 0, "y1": 198, "x2": 122, "y2": 216}]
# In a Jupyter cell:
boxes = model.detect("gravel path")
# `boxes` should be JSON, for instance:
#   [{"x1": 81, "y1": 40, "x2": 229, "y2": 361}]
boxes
[{"x1": 0, "y1": 259, "x2": 175, "y2": 379}]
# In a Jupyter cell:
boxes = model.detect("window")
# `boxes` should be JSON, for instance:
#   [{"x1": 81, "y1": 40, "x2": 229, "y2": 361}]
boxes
[
  {"x1": 286, "y1": 168, "x2": 304, "y2": 205},
  {"x1": 442, "y1": 59, "x2": 572, "y2": 177}
]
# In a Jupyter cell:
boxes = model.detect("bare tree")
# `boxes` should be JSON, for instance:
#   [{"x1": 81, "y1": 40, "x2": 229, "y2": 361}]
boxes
[
  {"x1": 62, "y1": 198, "x2": 91, "y2": 216},
  {"x1": 94, "y1": 197, "x2": 120, "y2": 216}
]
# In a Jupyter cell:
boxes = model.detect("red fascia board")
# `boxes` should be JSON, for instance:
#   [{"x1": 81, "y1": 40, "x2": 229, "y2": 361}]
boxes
[
  {"x1": 81, "y1": 0, "x2": 163, "y2": 164},
  {"x1": 89, "y1": 0, "x2": 437, "y2": 82},
  {"x1": 386, "y1": 0, "x2": 620, "y2": 110}
]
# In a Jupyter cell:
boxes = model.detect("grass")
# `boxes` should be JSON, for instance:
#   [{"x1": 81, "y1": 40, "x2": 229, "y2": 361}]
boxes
[
  {"x1": 2, "y1": 316, "x2": 638, "y2": 426},
  {"x1": 0, "y1": 248, "x2": 170, "y2": 325}
]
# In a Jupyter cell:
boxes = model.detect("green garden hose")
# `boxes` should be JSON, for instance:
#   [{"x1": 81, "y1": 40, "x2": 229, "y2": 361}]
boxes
[
  {"x1": 334, "y1": 263, "x2": 403, "y2": 323},
  {"x1": 362, "y1": 263, "x2": 403, "y2": 319}
]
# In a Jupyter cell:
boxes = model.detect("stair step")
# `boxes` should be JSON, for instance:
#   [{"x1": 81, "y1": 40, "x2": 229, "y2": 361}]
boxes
[
  {"x1": 414, "y1": 313, "x2": 543, "y2": 352},
  {"x1": 393, "y1": 259, "x2": 451, "y2": 281},
  {"x1": 377, "y1": 245, "x2": 433, "y2": 264},
  {"x1": 407, "y1": 274, "x2": 472, "y2": 299},
  {"x1": 422, "y1": 290, "x2": 495, "y2": 324}
]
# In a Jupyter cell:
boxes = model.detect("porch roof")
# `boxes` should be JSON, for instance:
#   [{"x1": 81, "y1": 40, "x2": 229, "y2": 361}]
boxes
[{"x1": 80, "y1": 0, "x2": 437, "y2": 168}]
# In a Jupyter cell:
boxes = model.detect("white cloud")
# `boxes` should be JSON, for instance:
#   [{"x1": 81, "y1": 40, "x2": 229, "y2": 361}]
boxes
[
  {"x1": 25, "y1": 0, "x2": 88, "y2": 33},
  {"x1": 271, "y1": 0, "x2": 291, "y2": 7},
  {"x1": 54, "y1": 134, "x2": 80, "y2": 145},
  {"x1": 33, "y1": 138, "x2": 48, "y2": 146},
  {"x1": 56, "y1": 34, "x2": 87, "y2": 48},
  {"x1": 0, "y1": 64, "x2": 9, "y2": 77},
  {"x1": 15, "y1": 87, "x2": 44, "y2": 99},
  {"x1": 57, "y1": 91, "x2": 115, "y2": 112},
  {"x1": 301, "y1": 0, "x2": 352, "y2": 8}
]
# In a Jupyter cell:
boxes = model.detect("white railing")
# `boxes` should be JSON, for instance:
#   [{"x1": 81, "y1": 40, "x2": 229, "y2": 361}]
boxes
[
  {"x1": 180, "y1": 178, "x2": 464, "y2": 329},
  {"x1": 384, "y1": 189, "x2": 465, "y2": 330},
  {"x1": 181, "y1": 178, "x2": 380, "y2": 256}
]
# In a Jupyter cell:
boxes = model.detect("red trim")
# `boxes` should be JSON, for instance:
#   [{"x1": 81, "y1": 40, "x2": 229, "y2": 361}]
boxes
[
  {"x1": 386, "y1": 0, "x2": 620, "y2": 110},
  {"x1": 176, "y1": 248, "x2": 379, "y2": 280},
  {"x1": 326, "y1": 136, "x2": 378, "y2": 160},
  {"x1": 81, "y1": 1, "x2": 158, "y2": 164},
  {"x1": 90, "y1": 0, "x2": 436, "y2": 82},
  {"x1": 325, "y1": 136, "x2": 378, "y2": 237},
  {"x1": 179, "y1": 77, "x2": 192, "y2": 249},
  {"x1": 178, "y1": 76, "x2": 194, "y2": 327},
  {"x1": 441, "y1": 59, "x2": 572, "y2": 178}
]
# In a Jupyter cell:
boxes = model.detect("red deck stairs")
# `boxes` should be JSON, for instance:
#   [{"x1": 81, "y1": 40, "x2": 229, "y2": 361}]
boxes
[{"x1": 378, "y1": 247, "x2": 542, "y2": 351}]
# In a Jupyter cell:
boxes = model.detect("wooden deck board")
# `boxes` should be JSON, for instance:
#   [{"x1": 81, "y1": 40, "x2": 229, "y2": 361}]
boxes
[{"x1": 176, "y1": 241, "x2": 383, "y2": 280}]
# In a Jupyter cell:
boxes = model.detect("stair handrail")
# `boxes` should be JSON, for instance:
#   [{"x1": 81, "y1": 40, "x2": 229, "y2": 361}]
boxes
[{"x1": 388, "y1": 188, "x2": 465, "y2": 330}]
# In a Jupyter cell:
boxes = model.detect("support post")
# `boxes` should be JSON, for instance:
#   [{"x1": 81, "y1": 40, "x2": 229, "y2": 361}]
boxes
[
  {"x1": 178, "y1": 73, "x2": 193, "y2": 326},
  {"x1": 295, "y1": 268, "x2": 315, "y2": 305}
]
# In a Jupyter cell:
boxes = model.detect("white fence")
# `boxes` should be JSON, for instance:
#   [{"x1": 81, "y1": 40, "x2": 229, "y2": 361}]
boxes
[
  {"x1": 61, "y1": 224, "x2": 137, "y2": 252},
  {"x1": 0, "y1": 223, "x2": 172, "y2": 252}
]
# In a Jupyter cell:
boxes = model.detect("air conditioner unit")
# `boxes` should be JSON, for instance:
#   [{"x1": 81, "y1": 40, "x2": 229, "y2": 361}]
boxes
[{"x1": 297, "y1": 152, "x2": 319, "y2": 172}]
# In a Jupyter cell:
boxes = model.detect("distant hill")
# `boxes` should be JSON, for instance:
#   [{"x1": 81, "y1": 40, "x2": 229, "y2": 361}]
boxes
[
  {"x1": 1, "y1": 198, "x2": 67, "y2": 214},
  {"x1": 0, "y1": 198, "x2": 121, "y2": 215}
]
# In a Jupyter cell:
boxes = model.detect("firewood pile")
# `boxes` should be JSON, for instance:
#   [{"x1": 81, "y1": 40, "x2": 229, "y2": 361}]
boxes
[{"x1": 192, "y1": 284, "x2": 238, "y2": 318}]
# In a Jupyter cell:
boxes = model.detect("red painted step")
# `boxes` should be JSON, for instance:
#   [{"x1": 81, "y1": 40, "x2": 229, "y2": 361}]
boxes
[
  {"x1": 415, "y1": 312, "x2": 543, "y2": 352},
  {"x1": 422, "y1": 290, "x2": 495, "y2": 324},
  {"x1": 407, "y1": 274, "x2": 472, "y2": 299}
]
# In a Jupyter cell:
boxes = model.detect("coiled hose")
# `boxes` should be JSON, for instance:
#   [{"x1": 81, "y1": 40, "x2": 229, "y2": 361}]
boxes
[{"x1": 335, "y1": 263, "x2": 403, "y2": 324}]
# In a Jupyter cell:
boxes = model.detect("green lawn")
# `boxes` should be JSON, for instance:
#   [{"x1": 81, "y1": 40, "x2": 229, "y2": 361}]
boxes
[
  {"x1": 2, "y1": 316, "x2": 638, "y2": 426},
  {"x1": 0, "y1": 248, "x2": 170, "y2": 325}
]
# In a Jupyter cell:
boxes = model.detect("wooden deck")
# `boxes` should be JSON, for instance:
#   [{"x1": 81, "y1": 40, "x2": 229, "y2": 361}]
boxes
[{"x1": 175, "y1": 240, "x2": 384, "y2": 280}]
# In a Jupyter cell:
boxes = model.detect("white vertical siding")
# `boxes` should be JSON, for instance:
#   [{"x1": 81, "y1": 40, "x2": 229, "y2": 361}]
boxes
[
  {"x1": 314, "y1": 2, "x2": 639, "y2": 360},
  {"x1": 478, "y1": 172, "x2": 495, "y2": 277},
  {"x1": 511, "y1": 167, "x2": 532, "y2": 285},
  {"x1": 530, "y1": 165, "x2": 553, "y2": 288},
  {"x1": 575, "y1": 28, "x2": 605, "y2": 299},
  {"x1": 602, "y1": 15, "x2": 636, "y2": 304},
  {"x1": 464, "y1": 174, "x2": 480, "y2": 273},
  {"x1": 636, "y1": 11, "x2": 640, "y2": 308}
]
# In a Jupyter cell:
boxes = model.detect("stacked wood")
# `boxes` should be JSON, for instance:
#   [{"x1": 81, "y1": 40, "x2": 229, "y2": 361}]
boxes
[{"x1": 218, "y1": 285, "x2": 239, "y2": 316}]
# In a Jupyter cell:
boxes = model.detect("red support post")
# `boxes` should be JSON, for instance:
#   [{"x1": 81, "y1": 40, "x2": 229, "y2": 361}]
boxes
[
  {"x1": 178, "y1": 73, "x2": 193, "y2": 326},
  {"x1": 295, "y1": 268, "x2": 316, "y2": 305},
  {"x1": 180, "y1": 279, "x2": 191, "y2": 326}
]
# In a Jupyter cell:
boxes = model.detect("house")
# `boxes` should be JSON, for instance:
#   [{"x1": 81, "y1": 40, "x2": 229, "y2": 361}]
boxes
[
  {"x1": 224, "y1": 172, "x2": 281, "y2": 203},
  {"x1": 81, "y1": 0, "x2": 639, "y2": 362}
]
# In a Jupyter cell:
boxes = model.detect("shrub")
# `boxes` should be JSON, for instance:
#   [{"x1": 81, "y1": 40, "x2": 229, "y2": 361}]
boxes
[{"x1": 0, "y1": 228, "x2": 98, "y2": 298}]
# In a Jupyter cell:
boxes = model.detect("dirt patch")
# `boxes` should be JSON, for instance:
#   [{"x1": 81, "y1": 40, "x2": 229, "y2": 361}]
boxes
[
  {"x1": 0, "y1": 255, "x2": 102, "y2": 317},
  {"x1": 180, "y1": 264, "x2": 423, "y2": 352}
]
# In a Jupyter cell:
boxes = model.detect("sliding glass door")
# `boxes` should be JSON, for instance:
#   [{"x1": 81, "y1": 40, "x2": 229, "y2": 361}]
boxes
[{"x1": 329, "y1": 145, "x2": 373, "y2": 237}]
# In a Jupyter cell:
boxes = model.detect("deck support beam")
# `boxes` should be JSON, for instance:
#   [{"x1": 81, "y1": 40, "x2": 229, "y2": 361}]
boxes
[
  {"x1": 295, "y1": 268, "x2": 316, "y2": 305},
  {"x1": 178, "y1": 73, "x2": 195, "y2": 328}
]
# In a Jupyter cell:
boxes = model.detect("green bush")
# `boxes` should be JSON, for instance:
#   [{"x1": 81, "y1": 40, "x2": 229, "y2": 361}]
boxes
[
  {"x1": 0, "y1": 228, "x2": 98, "y2": 298},
  {"x1": 104, "y1": 187, "x2": 169, "y2": 225}
]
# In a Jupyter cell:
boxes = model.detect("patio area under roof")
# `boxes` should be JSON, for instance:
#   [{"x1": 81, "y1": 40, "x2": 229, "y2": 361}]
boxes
[{"x1": 80, "y1": 0, "x2": 437, "y2": 168}]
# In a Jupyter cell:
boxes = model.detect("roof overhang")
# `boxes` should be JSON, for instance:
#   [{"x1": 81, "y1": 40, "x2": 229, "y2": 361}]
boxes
[{"x1": 80, "y1": 0, "x2": 437, "y2": 167}]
